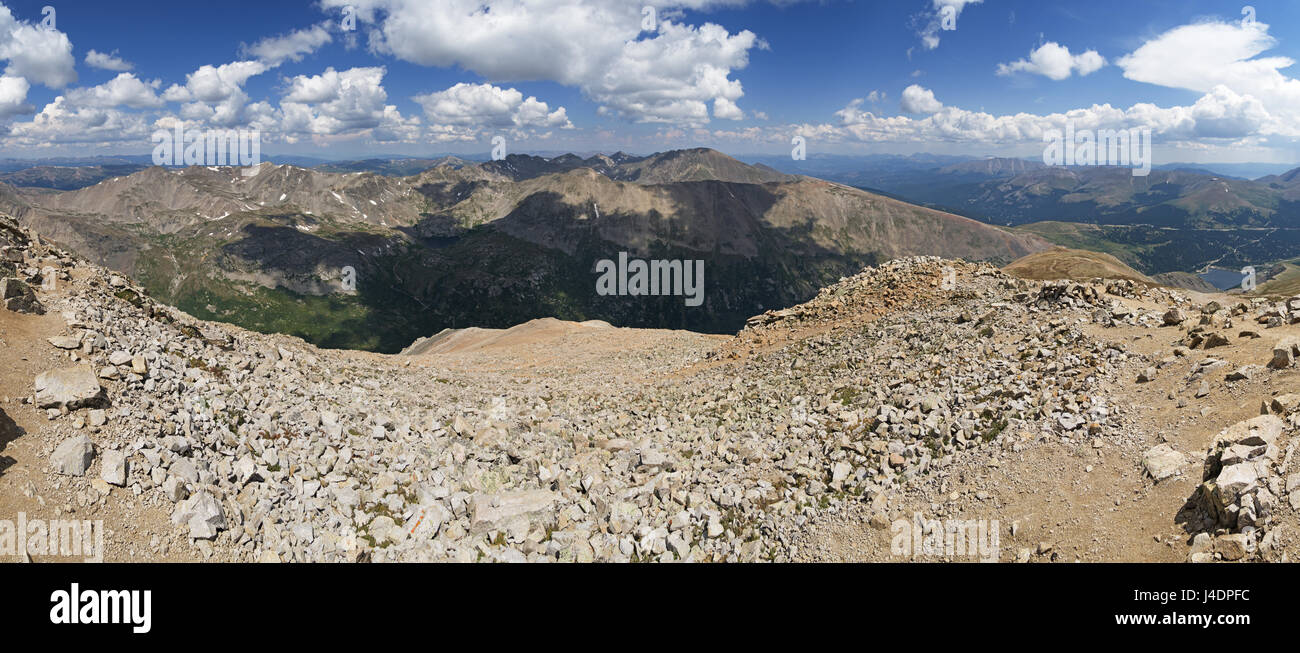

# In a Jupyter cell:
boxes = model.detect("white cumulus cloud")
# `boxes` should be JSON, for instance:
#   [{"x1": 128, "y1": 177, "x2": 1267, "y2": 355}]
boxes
[
  {"x1": 1117, "y1": 19, "x2": 1300, "y2": 128},
  {"x1": 85, "y1": 49, "x2": 133, "y2": 72},
  {"x1": 0, "y1": 73, "x2": 30, "y2": 118},
  {"x1": 318, "y1": 0, "x2": 760, "y2": 126},
  {"x1": 161, "y1": 60, "x2": 270, "y2": 128},
  {"x1": 163, "y1": 60, "x2": 268, "y2": 104},
  {"x1": 65, "y1": 73, "x2": 162, "y2": 109},
  {"x1": 5, "y1": 96, "x2": 153, "y2": 146},
  {"x1": 900, "y1": 84, "x2": 943, "y2": 114},
  {"x1": 996, "y1": 42, "x2": 1106, "y2": 80},
  {"x1": 809, "y1": 79, "x2": 1291, "y2": 151},
  {"x1": 414, "y1": 82, "x2": 572, "y2": 130},
  {"x1": 241, "y1": 23, "x2": 333, "y2": 66},
  {"x1": 279, "y1": 66, "x2": 418, "y2": 142},
  {"x1": 0, "y1": 3, "x2": 77, "y2": 88}
]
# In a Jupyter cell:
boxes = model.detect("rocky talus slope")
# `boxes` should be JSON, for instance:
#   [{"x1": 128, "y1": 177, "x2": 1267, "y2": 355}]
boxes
[{"x1": 2, "y1": 215, "x2": 1299, "y2": 562}]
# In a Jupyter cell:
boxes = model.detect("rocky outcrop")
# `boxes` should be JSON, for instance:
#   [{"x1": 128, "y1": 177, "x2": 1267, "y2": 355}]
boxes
[
  {"x1": 1193, "y1": 415, "x2": 1289, "y2": 561},
  {"x1": 1, "y1": 277, "x2": 42, "y2": 314}
]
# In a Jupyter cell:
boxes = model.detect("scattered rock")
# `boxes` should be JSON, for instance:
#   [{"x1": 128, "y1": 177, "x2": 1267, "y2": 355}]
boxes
[
  {"x1": 1215, "y1": 534, "x2": 1251, "y2": 561},
  {"x1": 100, "y1": 449, "x2": 126, "y2": 486},
  {"x1": 1269, "y1": 338, "x2": 1297, "y2": 369},
  {"x1": 172, "y1": 491, "x2": 226, "y2": 540},
  {"x1": 51, "y1": 434, "x2": 95, "y2": 476},
  {"x1": 1142, "y1": 444, "x2": 1186, "y2": 481}
]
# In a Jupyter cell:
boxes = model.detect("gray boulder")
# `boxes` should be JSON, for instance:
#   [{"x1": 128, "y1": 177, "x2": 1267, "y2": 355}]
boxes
[
  {"x1": 171, "y1": 491, "x2": 226, "y2": 540},
  {"x1": 1142, "y1": 444, "x2": 1185, "y2": 481},
  {"x1": 100, "y1": 449, "x2": 127, "y2": 486},
  {"x1": 1216, "y1": 415, "x2": 1284, "y2": 448},
  {"x1": 51, "y1": 434, "x2": 95, "y2": 476},
  {"x1": 469, "y1": 490, "x2": 557, "y2": 533},
  {"x1": 34, "y1": 365, "x2": 103, "y2": 409}
]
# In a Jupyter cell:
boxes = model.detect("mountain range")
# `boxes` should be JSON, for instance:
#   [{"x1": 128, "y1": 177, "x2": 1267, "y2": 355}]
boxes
[
  {"x1": 762, "y1": 156, "x2": 1300, "y2": 228},
  {"x1": 0, "y1": 148, "x2": 1044, "y2": 352},
  {"x1": 751, "y1": 154, "x2": 1300, "y2": 280}
]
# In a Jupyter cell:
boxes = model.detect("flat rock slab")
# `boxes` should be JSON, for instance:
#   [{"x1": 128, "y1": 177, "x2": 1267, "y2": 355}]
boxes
[
  {"x1": 34, "y1": 365, "x2": 103, "y2": 409},
  {"x1": 47, "y1": 335, "x2": 81, "y2": 349},
  {"x1": 1142, "y1": 444, "x2": 1186, "y2": 481},
  {"x1": 100, "y1": 449, "x2": 127, "y2": 486},
  {"x1": 469, "y1": 490, "x2": 557, "y2": 533}
]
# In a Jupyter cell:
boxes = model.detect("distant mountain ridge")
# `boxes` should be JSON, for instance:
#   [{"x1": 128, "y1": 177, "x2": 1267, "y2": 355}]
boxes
[
  {"x1": 794, "y1": 160, "x2": 1300, "y2": 229},
  {"x1": 5, "y1": 148, "x2": 1046, "y2": 351}
]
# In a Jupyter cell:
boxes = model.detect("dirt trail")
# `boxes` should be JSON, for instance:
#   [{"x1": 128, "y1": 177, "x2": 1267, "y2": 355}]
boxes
[{"x1": 0, "y1": 277, "x2": 198, "y2": 562}]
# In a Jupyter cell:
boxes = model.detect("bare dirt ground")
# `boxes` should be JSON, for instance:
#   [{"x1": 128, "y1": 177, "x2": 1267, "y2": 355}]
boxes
[{"x1": 398, "y1": 316, "x2": 728, "y2": 379}]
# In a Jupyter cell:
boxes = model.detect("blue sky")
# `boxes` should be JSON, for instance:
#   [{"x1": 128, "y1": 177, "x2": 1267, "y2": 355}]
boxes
[{"x1": 1, "y1": 0, "x2": 1299, "y2": 163}]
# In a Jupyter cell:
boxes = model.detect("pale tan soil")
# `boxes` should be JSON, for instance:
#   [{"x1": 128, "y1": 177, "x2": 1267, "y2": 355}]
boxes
[{"x1": 398, "y1": 316, "x2": 727, "y2": 378}]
